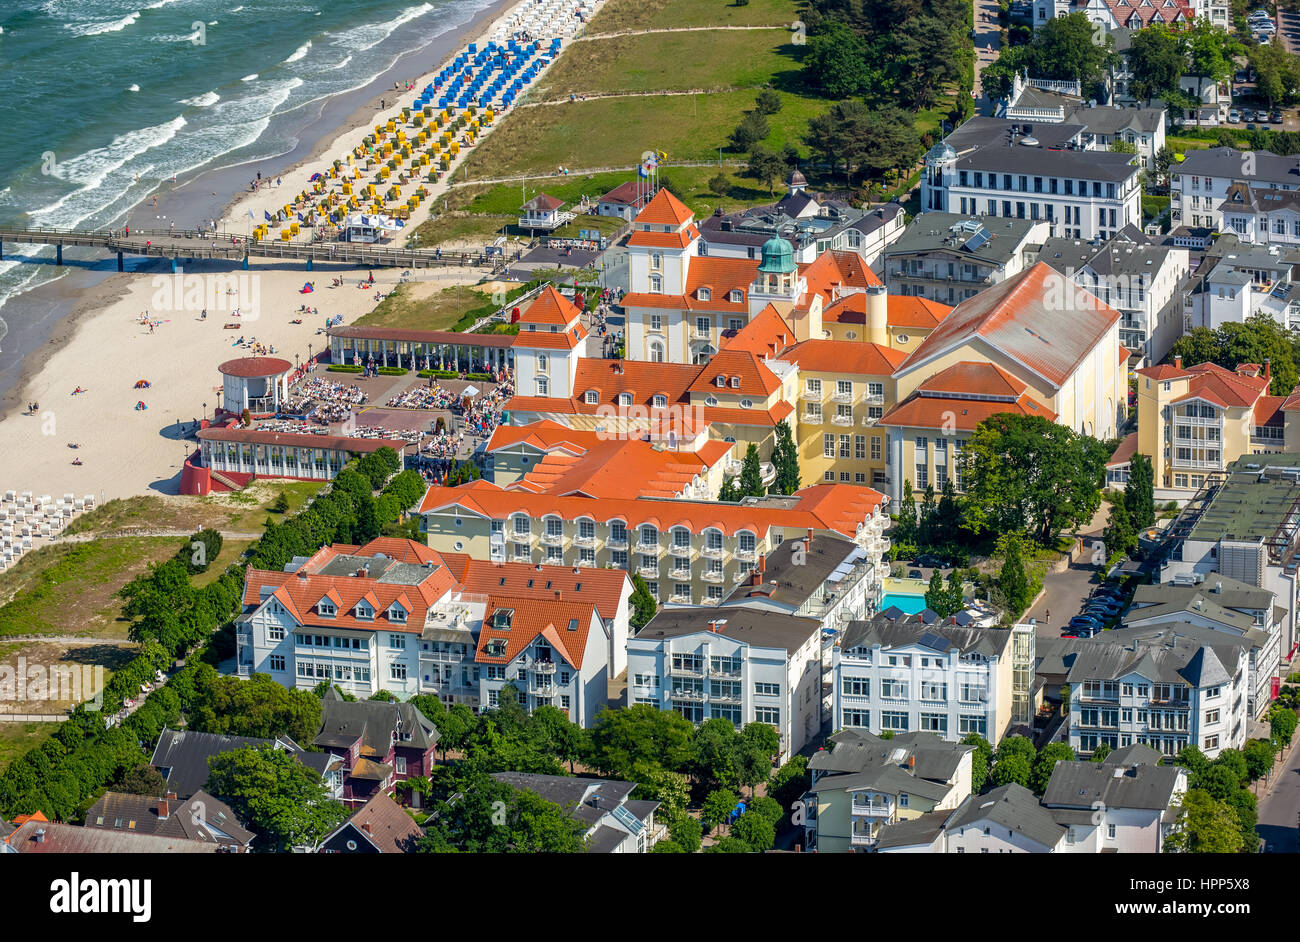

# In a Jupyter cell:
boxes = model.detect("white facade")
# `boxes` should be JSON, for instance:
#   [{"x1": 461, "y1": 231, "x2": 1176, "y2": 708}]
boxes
[{"x1": 477, "y1": 611, "x2": 610, "y2": 728}]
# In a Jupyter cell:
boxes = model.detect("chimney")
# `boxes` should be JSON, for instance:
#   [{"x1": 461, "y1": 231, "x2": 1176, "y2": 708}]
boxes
[
  {"x1": 866, "y1": 284, "x2": 888, "y2": 346},
  {"x1": 166, "y1": 791, "x2": 177, "y2": 801},
  {"x1": 1214, "y1": 580, "x2": 1222, "y2": 594},
  {"x1": 362, "y1": 822, "x2": 372, "y2": 834},
  {"x1": 807, "y1": 527, "x2": 814, "y2": 550},
  {"x1": 158, "y1": 800, "x2": 170, "y2": 820},
  {"x1": 1174, "y1": 354, "x2": 1182, "y2": 370},
  {"x1": 34, "y1": 828, "x2": 46, "y2": 844},
  {"x1": 908, "y1": 755, "x2": 915, "y2": 769},
  {"x1": 554, "y1": 589, "x2": 562, "y2": 601},
  {"x1": 1265, "y1": 358, "x2": 1271, "y2": 381}
]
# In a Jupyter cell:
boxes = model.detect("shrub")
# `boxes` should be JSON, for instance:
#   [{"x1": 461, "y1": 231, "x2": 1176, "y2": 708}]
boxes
[
  {"x1": 376, "y1": 366, "x2": 408, "y2": 376},
  {"x1": 327, "y1": 364, "x2": 364, "y2": 373}
]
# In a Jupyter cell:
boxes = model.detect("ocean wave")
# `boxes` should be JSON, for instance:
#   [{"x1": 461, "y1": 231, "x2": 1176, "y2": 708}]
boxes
[
  {"x1": 180, "y1": 91, "x2": 220, "y2": 107},
  {"x1": 241, "y1": 73, "x2": 258, "y2": 82},
  {"x1": 63, "y1": 11, "x2": 141, "y2": 37},
  {"x1": 231, "y1": 5, "x2": 244, "y2": 11},
  {"x1": 152, "y1": 30, "x2": 203, "y2": 42},
  {"x1": 145, "y1": 0, "x2": 185, "y2": 8},
  {"x1": 331, "y1": 54, "x2": 353, "y2": 70},
  {"x1": 332, "y1": 2, "x2": 433, "y2": 54},
  {"x1": 128, "y1": 84, "x2": 140, "y2": 92},
  {"x1": 285, "y1": 40, "x2": 311, "y2": 63},
  {"x1": 28, "y1": 115, "x2": 187, "y2": 228}
]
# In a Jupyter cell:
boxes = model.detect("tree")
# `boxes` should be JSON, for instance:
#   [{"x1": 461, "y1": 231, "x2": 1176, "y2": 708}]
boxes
[
  {"x1": 270, "y1": 491, "x2": 291, "y2": 513},
  {"x1": 768, "y1": 754, "x2": 810, "y2": 813},
  {"x1": 1242, "y1": 738, "x2": 1277, "y2": 782},
  {"x1": 629, "y1": 573, "x2": 658, "y2": 630},
  {"x1": 531, "y1": 705, "x2": 588, "y2": 773},
  {"x1": 1032, "y1": 742, "x2": 1076, "y2": 794},
  {"x1": 718, "y1": 476, "x2": 741, "y2": 502},
  {"x1": 989, "y1": 752, "x2": 1032, "y2": 788},
  {"x1": 731, "y1": 809, "x2": 776, "y2": 850},
  {"x1": 962, "y1": 413, "x2": 1109, "y2": 545},
  {"x1": 1185, "y1": 21, "x2": 1237, "y2": 128},
  {"x1": 185, "y1": 669, "x2": 323, "y2": 745},
  {"x1": 803, "y1": 21, "x2": 874, "y2": 97},
  {"x1": 894, "y1": 479, "x2": 918, "y2": 546},
  {"x1": 997, "y1": 533, "x2": 1032, "y2": 618},
  {"x1": 1127, "y1": 24, "x2": 1186, "y2": 104},
  {"x1": 118, "y1": 763, "x2": 167, "y2": 797},
  {"x1": 729, "y1": 111, "x2": 770, "y2": 152},
  {"x1": 206, "y1": 745, "x2": 349, "y2": 852},
  {"x1": 588, "y1": 705, "x2": 693, "y2": 780},
  {"x1": 664, "y1": 809, "x2": 703, "y2": 852},
  {"x1": 690, "y1": 718, "x2": 744, "y2": 791},
  {"x1": 1090, "y1": 742, "x2": 1112, "y2": 763},
  {"x1": 1164, "y1": 789, "x2": 1245, "y2": 853},
  {"x1": 995, "y1": 734, "x2": 1037, "y2": 766},
  {"x1": 1103, "y1": 497, "x2": 1137, "y2": 559},
  {"x1": 961, "y1": 734, "x2": 993, "y2": 793},
  {"x1": 747, "y1": 145, "x2": 788, "y2": 197},
  {"x1": 737, "y1": 722, "x2": 780, "y2": 795},
  {"x1": 748, "y1": 794, "x2": 783, "y2": 827},
  {"x1": 738, "y1": 442, "x2": 765, "y2": 497},
  {"x1": 419, "y1": 772, "x2": 585, "y2": 852},
  {"x1": 708, "y1": 172, "x2": 730, "y2": 197},
  {"x1": 925, "y1": 570, "x2": 962, "y2": 618},
  {"x1": 701, "y1": 788, "x2": 740, "y2": 832},
  {"x1": 706, "y1": 835, "x2": 754, "y2": 853},
  {"x1": 769, "y1": 422, "x2": 802, "y2": 496},
  {"x1": 1030, "y1": 13, "x2": 1114, "y2": 87},
  {"x1": 754, "y1": 89, "x2": 783, "y2": 115},
  {"x1": 1125, "y1": 453, "x2": 1155, "y2": 532},
  {"x1": 1269, "y1": 704, "x2": 1297, "y2": 748}
]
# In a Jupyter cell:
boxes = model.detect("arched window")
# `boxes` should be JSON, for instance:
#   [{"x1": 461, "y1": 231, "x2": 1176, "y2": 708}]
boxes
[
  {"x1": 649, "y1": 274, "x2": 663, "y2": 292},
  {"x1": 648, "y1": 340, "x2": 665, "y2": 363},
  {"x1": 639, "y1": 524, "x2": 659, "y2": 548}
]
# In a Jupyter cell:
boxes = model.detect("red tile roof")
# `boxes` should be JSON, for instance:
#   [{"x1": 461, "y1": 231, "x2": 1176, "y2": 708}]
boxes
[
  {"x1": 511, "y1": 322, "x2": 588, "y2": 350},
  {"x1": 687, "y1": 349, "x2": 783, "y2": 396},
  {"x1": 633, "y1": 188, "x2": 694, "y2": 227},
  {"x1": 1108, "y1": 431, "x2": 1139, "y2": 468},
  {"x1": 797, "y1": 250, "x2": 882, "y2": 308},
  {"x1": 522, "y1": 193, "x2": 564, "y2": 212},
  {"x1": 895, "y1": 262, "x2": 1121, "y2": 389},
  {"x1": 776, "y1": 339, "x2": 907, "y2": 376},
  {"x1": 720, "y1": 303, "x2": 796, "y2": 357},
  {"x1": 626, "y1": 224, "x2": 700, "y2": 250},
  {"x1": 453, "y1": 558, "x2": 629, "y2": 622},
  {"x1": 1135, "y1": 363, "x2": 1192, "y2": 381},
  {"x1": 599, "y1": 180, "x2": 644, "y2": 206},
  {"x1": 418, "y1": 481, "x2": 885, "y2": 539},
  {"x1": 476, "y1": 596, "x2": 598, "y2": 668},
  {"x1": 917, "y1": 361, "x2": 1028, "y2": 398},
  {"x1": 822, "y1": 293, "x2": 954, "y2": 330},
  {"x1": 519, "y1": 284, "x2": 582, "y2": 326},
  {"x1": 621, "y1": 255, "x2": 758, "y2": 313},
  {"x1": 218, "y1": 356, "x2": 293, "y2": 378},
  {"x1": 879, "y1": 389, "x2": 1056, "y2": 431},
  {"x1": 1169, "y1": 362, "x2": 1269, "y2": 410}
]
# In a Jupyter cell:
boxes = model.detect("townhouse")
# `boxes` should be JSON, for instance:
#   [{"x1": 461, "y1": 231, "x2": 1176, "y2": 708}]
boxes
[
  {"x1": 1159, "y1": 453, "x2": 1300, "y2": 661},
  {"x1": 319, "y1": 793, "x2": 424, "y2": 854},
  {"x1": 881, "y1": 213, "x2": 1050, "y2": 306},
  {"x1": 628, "y1": 607, "x2": 823, "y2": 757},
  {"x1": 490, "y1": 772, "x2": 663, "y2": 852},
  {"x1": 313, "y1": 689, "x2": 440, "y2": 807},
  {"x1": 235, "y1": 536, "x2": 631, "y2": 723},
  {"x1": 150, "y1": 728, "x2": 341, "y2": 801},
  {"x1": 921, "y1": 118, "x2": 1143, "y2": 241},
  {"x1": 1181, "y1": 238, "x2": 1300, "y2": 332},
  {"x1": 1036, "y1": 625, "x2": 1251, "y2": 758},
  {"x1": 832, "y1": 613, "x2": 1037, "y2": 745},
  {"x1": 942, "y1": 783, "x2": 1068, "y2": 852},
  {"x1": 416, "y1": 480, "x2": 888, "y2": 609},
  {"x1": 1125, "y1": 574, "x2": 1281, "y2": 717},
  {"x1": 1034, "y1": 234, "x2": 1190, "y2": 364},
  {"x1": 880, "y1": 261, "x2": 1128, "y2": 503},
  {"x1": 1031, "y1": 0, "x2": 1228, "y2": 33},
  {"x1": 696, "y1": 170, "x2": 906, "y2": 267},
  {"x1": 1172, "y1": 147, "x2": 1300, "y2": 235},
  {"x1": 804, "y1": 729, "x2": 974, "y2": 852},
  {"x1": 84, "y1": 790, "x2": 255, "y2": 852}
]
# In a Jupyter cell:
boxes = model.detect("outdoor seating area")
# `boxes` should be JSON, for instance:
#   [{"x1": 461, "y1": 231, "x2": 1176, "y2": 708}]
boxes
[{"x1": 0, "y1": 491, "x2": 93, "y2": 572}]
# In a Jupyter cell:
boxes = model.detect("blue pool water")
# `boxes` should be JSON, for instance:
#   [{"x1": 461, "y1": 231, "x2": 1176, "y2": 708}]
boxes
[{"x1": 879, "y1": 592, "x2": 927, "y2": 615}]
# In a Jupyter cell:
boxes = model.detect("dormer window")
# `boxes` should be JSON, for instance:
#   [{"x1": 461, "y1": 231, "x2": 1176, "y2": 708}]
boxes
[
  {"x1": 388, "y1": 606, "x2": 407, "y2": 622},
  {"x1": 318, "y1": 601, "x2": 336, "y2": 617},
  {"x1": 549, "y1": 324, "x2": 558, "y2": 333},
  {"x1": 585, "y1": 390, "x2": 599, "y2": 404},
  {"x1": 715, "y1": 375, "x2": 726, "y2": 388},
  {"x1": 697, "y1": 287, "x2": 711, "y2": 301},
  {"x1": 730, "y1": 376, "x2": 740, "y2": 388},
  {"x1": 729, "y1": 289, "x2": 743, "y2": 303},
  {"x1": 619, "y1": 392, "x2": 633, "y2": 406},
  {"x1": 653, "y1": 394, "x2": 668, "y2": 408},
  {"x1": 356, "y1": 603, "x2": 373, "y2": 620}
]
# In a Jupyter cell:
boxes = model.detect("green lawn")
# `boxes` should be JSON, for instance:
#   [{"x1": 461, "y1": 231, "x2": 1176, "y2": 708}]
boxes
[
  {"x1": 464, "y1": 89, "x2": 825, "y2": 179},
  {"x1": 585, "y1": 0, "x2": 799, "y2": 33},
  {"x1": 353, "y1": 282, "x2": 494, "y2": 331},
  {"x1": 533, "y1": 28, "x2": 802, "y2": 101}
]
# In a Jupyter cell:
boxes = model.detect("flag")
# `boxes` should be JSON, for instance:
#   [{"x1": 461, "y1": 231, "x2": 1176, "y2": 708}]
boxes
[
  {"x1": 297, "y1": 213, "x2": 304, "y2": 222},
  {"x1": 247, "y1": 209, "x2": 255, "y2": 221},
  {"x1": 263, "y1": 210, "x2": 272, "y2": 221}
]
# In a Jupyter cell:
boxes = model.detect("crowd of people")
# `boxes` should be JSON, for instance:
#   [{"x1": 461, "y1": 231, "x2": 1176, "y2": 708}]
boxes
[
  {"x1": 284, "y1": 377, "x2": 368, "y2": 423},
  {"x1": 385, "y1": 383, "x2": 461, "y2": 410}
]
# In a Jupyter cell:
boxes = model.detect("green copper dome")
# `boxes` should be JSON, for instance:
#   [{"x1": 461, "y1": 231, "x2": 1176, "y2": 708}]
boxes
[{"x1": 756, "y1": 235, "x2": 796, "y2": 275}]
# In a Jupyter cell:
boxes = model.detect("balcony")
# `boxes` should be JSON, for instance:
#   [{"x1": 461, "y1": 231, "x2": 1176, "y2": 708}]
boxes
[
  {"x1": 1080, "y1": 688, "x2": 1119, "y2": 703},
  {"x1": 670, "y1": 688, "x2": 706, "y2": 701},
  {"x1": 878, "y1": 536, "x2": 891, "y2": 553},
  {"x1": 637, "y1": 542, "x2": 661, "y2": 554},
  {"x1": 802, "y1": 411, "x2": 824, "y2": 425},
  {"x1": 692, "y1": 329, "x2": 712, "y2": 341},
  {"x1": 669, "y1": 664, "x2": 704, "y2": 678},
  {"x1": 531, "y1": 659, "x2": 556, "y2": 675},
  {"x1": 711, "y1": 691, "x2": 742, "y2": 705},
  {"x1": 489, "y1": 532, "x2": 505, "y2": 545},
  {"x1": 850, "y1": 831, "x2": 877, "y2": 847},
  {"x1": 735, "y1": 546, "x2": 757, "y2": 562},
  {"x1": 702, "y1": 544, "x2": 725, "y2": 559},
  {"x1": 541, "y1": 531, "x2": 565, "y2": 546},
  {"x1": 725, "y1": 458, "x2": 743, "y2": 476},
  {"x1": 638, "y1": 563, "x2": 661, "y2": 578},
  {"x1": 801, "y1": 388, "x2": 824, "y2": 402},
  {"x1": 670, "y1": 565, "x2": 692, "y2": 579},
  {"x1": 850, "y1": 800, "x2": 892, "y2": 817},
  {"x1": 864, "y1": 393, "x2": 885, "y2": 406},
  {"x1": 511, "y1": 531, "x2": 534, "y2": 543},
  {"x1": 511, "y1": 553, "x2": 533, "y2": 564},
  {"x1": 573, "y1": 533, "x2": 596, "y2": 548},
  {"x1": 861, "y1": 415, "x2": 879, "y2": 427},
  {"x1": 607, "y1": 535, "x2": 628, "y2": 550},
  {"x1": 669, "y1": 593, "x2": 693, "y2": 604},
  {"x1": 832, "y1": 389, "x2": 854, "y2": 403},
  {"x1": 529, "y1": 679, "x2": 555, "y2": 696},
  {"x1": 702, "y1": 569, "x2": 725, "y2": 583}
]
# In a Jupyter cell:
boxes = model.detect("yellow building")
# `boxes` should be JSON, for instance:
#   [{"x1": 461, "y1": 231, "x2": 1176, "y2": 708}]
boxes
[{"x1": 1133, "y1": 358, "x2": 1288, "y2": 495}]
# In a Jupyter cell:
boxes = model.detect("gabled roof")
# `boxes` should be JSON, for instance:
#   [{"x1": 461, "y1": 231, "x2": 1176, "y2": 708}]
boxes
[
  {"x1": 522, "y1": 193, "x2": 564, "y2": 212},
  {"x1": 622, "y1": 256, "x2": 758, "y2": 313},
  {"x1": 598, "y1": 180, "x2": 644, "y2": 205},
  {"x1": 880, "y1": 361, "x2": 1056, "y2": 431},
  {"x1": 720, "y1": 303, "x2": 796, "y2": 357},
  {"x1": 1166, "y1": 361, "x2": 1270, "y2": 410},
  {"x1": 895, "y1": 261, "x2": 1121, "y2": 389},
  {"x1": 149, "y1": 728, "x2": 313, "y2": 800},
  {"x1": 6, "y1": 821, "x2": 222, "y2": 853},
  {"x1": 686, "y1": 349, "x2": 783, "y2": 396},
  {"x1": 450, "y1": 558, "x2": 630, "y2": 622},
  {"x1": 917, "y1": 360, "x2": 1027, "y2": 398},
  {"x1": 518, "y1": 284, "x2": 582, "y2": 327},
  {"x1": 797, "y1": 250, "x2": 882, "y2": 307},
  {"x1": 1042, "y1": 760, "x2": 1183, "y2": 812},
  {"x1": 821, "y1": 292, "x2": 954, "y2": 330},
  {"x1": 946, "y1": 783, "x2": 1065, "y2": 849},
  {"x1": 85, "y1": 790, "x2": 255, "y2": 848},
  {"x1": 323, "y1": 792, "x2": 423, "y2": 853},
  {"x1": 314, "y1": 688, "x2": 439, "y2": 753},
  {"x1": 475, "y1": 595, "x2": 598, "y2": 668},
  {"x1": 632, "y1": 187, "x2": 694, "y2": 227}
]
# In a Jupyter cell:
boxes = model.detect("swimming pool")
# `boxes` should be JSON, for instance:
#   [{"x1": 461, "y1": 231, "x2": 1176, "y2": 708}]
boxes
[{"x1": 879, "y1": 592, "x2": 927, "y2": 615}]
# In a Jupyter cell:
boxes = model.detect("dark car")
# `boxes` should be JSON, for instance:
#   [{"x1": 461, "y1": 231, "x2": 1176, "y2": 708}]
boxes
[
  {"x1": 1069, "y1": 614, "x2": 1103, "y2": 628},
  {"x1": 1247, "y1": 122, "x2": 1259, "y2": 131},
  {"x1": 914, "y1": 554, "x2": 949, "y2": 569},
  {"x1": 907, "y1": 569, "x2": 923, "y2": 580},
  {"x1": 1272, "y1": 110, "x2": 1284, "y2": 123}
]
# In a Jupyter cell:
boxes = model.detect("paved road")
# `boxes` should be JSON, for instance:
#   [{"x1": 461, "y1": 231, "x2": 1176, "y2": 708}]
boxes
[
  {"x1": 973, "y1": 0, "x2": 1003, "y2": 115},
  {"x1": 1257, "y1": 733, "x2": 1300, "y2": 852},
  {"x1": 1279, "y1": 8, "x2": 1300, "y2": 55}
]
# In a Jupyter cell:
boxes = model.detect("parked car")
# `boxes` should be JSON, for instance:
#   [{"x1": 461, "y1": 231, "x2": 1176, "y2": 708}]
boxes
[
  {"x1": 914, "y1": 553, "x2": 950, "y2": 569},
  {"x1": 907, "y1": 569, "x2": 923, "y2": 580},
  {"x1": 1069, "y1": 614, "x2": 1103, "y2": 629},
  {"x1": 1243, "y1": 108, "x2": 1256, "y2": 121},
  {"x1": 1272, "y1": 110, "x2": 1284, "y2": 123},
  {"x1": 1229, "y1": 109, "x2": 1242, "y2": 123},
  {"x1": 1247, "y1": 122, "x2": 1259, "y2": 130}
]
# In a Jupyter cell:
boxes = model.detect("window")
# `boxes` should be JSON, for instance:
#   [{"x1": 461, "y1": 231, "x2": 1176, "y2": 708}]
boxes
[
  {"x1": 754, "y1": 682, "x2": 780, "y2": 696},
  {"x1": 755, "y1": 707, "x2": 780, "y2": 726},
  {"x1": 391, "y1": 664, "x2": 407, "y2": 681},
  {"x1": 855, "y1": 435, "x2": 866, "y2": 460},
  {"x1": 389, "y1": 633, "x2": 406, "y2": 650},
  {"x1": 842, "y1": 709, "x2": 870, "y2": 727},
  {"x1": 269, "y1": 655, "x2": 285, "y2": 671},
  {"x1": 842, "y1": 677, "x2": 870, "y2": 697},
  {"x1": 268, "y1": 624, "x2": 285, "y2": 642},
  {"x1": 880, "y1": 711, "x2": 909, "y2": 731},
  {"x1": 920, "y1": 713, "x2": 947, "y2": 733},
  {"x1": 824, "y1": 434, "x2": 835, "y2": 458},
  {"x1": 584, "y1": 390, "x2": 598, "y2": 404}
]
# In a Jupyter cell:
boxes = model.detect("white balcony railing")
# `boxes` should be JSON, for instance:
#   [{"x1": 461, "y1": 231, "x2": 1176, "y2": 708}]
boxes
[
  {"x1": 638, "y1": 564, "x2": 661, "y2": 578},
  {"x1": 702, "y1": 569, "x2": 725, "y2": 583},
  {"x1": 607, "y1": 535, "x2": 628, "y2": 549},
  {"x1": 735, "y1": 546, "x2": 757, "y2": 562},
  {"x1": 532, "y1": 659, "x2": 556, "y2": 675},
  {"x1": 702, "y1": 544, "x2": 725, "y2": 559},
  {"x1": 864, "y1": 393, "x2": 885, "y2": 406},
  {"x1": 802, "y1": 412, "x2": 824, "y2": 424},
  {"x1": 832, "y1": 390, "x2": 854, "y2": 403},
  {"x1": 541, "y1": 531, "x2": 564, "y2": 546},
  {"x1": 573, "y1": 533, "x2": 596, "y2": 548},
  {"x1": 802, "y1": 388, "x2": 824, "y2": 401},
  {"x1": 832, "y1": 414, "x2": 854, "y2": 427},
  {"x1": 861, "y1": 416, "x2": 879, "y2": 427}
]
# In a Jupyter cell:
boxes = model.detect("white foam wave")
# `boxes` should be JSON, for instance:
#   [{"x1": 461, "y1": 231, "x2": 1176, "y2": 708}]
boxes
[
  {"x1": 128, "y1": 84, "x2": 140, "y2": 92},
  {"x1": 241, "y1": 73, "x2": 258, "y2": 82},
  {"x1": 180, "y1": 91, "x2": 220, "y2": 107},
  {"x1": 64, "y1": 11, "x2": 141, "y2": 36},
  {"x1": 332, "y1": 3, "x2": 432, "y2": 54},
  {"x1": 331, "y1": 54, "x2": 353, "y2": 70},
  {"x1": 145, "y1": 0, "x2": 184, "y2": 8},
  {"x1": 285, "y1": 40, "x2": 311, "y2": 63},
  {"x1": 231, "y1": 5, "x2": 244, "y2": 11}
]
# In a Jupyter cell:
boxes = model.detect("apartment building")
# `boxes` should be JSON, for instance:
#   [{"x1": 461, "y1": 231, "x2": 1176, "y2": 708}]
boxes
[
  {"x1": 1031, "y1": 0, "x2": 1228, "y2": 33},
  {"x1": 1159, "y1": 454, "x2": 1300, "y2": 661},
  {"x1": 1172, "y1": 147, "x2": 1300, "y2": 234},
  {"x1": 312, "y1": 690, "x2": 439, "y2": 807},
  {"x1": 921, "y1": 118, "x2": 1143, "y2": 241},
  {"x1": 696, "y1": 170, "x2": 906, "y2": 267},
  {"x1": 1181, "y1": 239, "x2": 1300, "y2": 332},
  {"x1": 1034, "y1": 235, "x2": 1190, "y2": 363},
  {"x1": 881, "y1": 262, "x2": 1128, "y2": 504},
  {"x1": 804, "y1": 729, "x2": 974, "y2": 852},
  {"x1": 832, "y1": 613, "x2": 1035, "y2": 745},
  {"x1": 881, "y1": 213, "x2": 1049, "y2": 306},
  {"x1": 235, "y1": 536, "x2": 631, "y2": 723},
  {"x1": 1037, "y1": 626, "x2": 1251, "y2": 758},
  {"x1": 511, "y1": 284, "x2": 589, "y2": 400},
  {"x1": 417, "y1": 480, "x2": 888, "y2": 609},
  {"x1": 1125, "y1": 575, "x2": 1280, "y2": 718},
  {"x1": 1135, "y1": 359, "x2": 1285, "y2": 498},
  {"x1": 628, "y1": 607, "x2": 822, "y2": 757}
]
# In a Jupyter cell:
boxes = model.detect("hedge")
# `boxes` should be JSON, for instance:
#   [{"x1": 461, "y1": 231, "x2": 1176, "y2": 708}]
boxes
[
  {"x1": 327, "y1": 364, "x2": 364, "y2": 373},
  {"x1": 376, "y1": 366, "x2": 408, "y2": 376},
  {"x1": 418, "y1": 369, "x2": 459, "y2": 379}
]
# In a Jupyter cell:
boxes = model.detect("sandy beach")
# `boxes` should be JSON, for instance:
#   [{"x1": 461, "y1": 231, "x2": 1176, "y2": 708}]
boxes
[{"x1": 0, "y1": 0, "x2": 607, "y2": 502}]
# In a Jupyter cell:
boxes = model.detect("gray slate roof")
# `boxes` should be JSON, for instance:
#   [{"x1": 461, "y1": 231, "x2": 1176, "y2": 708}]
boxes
[
  {"x1": 1042, "y1": 760, "x2": 1183, "y2": 812},
  {"x1": 884, "y1": 212, "x2": 1042, "y2": 266},
  {"x1": 840, "y1": 611, "x2": 1012, "y2": 659},
  {"x1": 946, "y1": 782, "x2": 1066, "y2": 849},
  {"x1": 723, "y1": 532, "x2": 862, "y2": 610},
  {"x1": 1102, "y1": 743, "x2": 1164, "y2": 767},
  {"x1": 1050, "y1": 625, "x2": 1247, "y2": 688},
  {"x1": 635, "y1": 606, "x2": 820, "y2": 654},
  {"x1": 149, "y1": 728, "x2": 309, "y2": 800},
  {"x1": 315, "y1": 687, "x2": 438, "y2": 753},
  {"x1": 809, "y1": 730, "x2": 972, "y2": 802},
  {"x1": 489, "y1": 772, "x2": 657, "y2": 853},
  {"x1": 85, "y1": 789, "x2": 255, "y2": 848},
  {"x1": 942, "y1": 117, "x2": 1141, "y2": 182},
  {"x1": 875, "y1": 809, "x2": 948, "y2": 850},
  {"x1": 1176, "y1": 146, "x2": 1300, "y2": 185}
]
